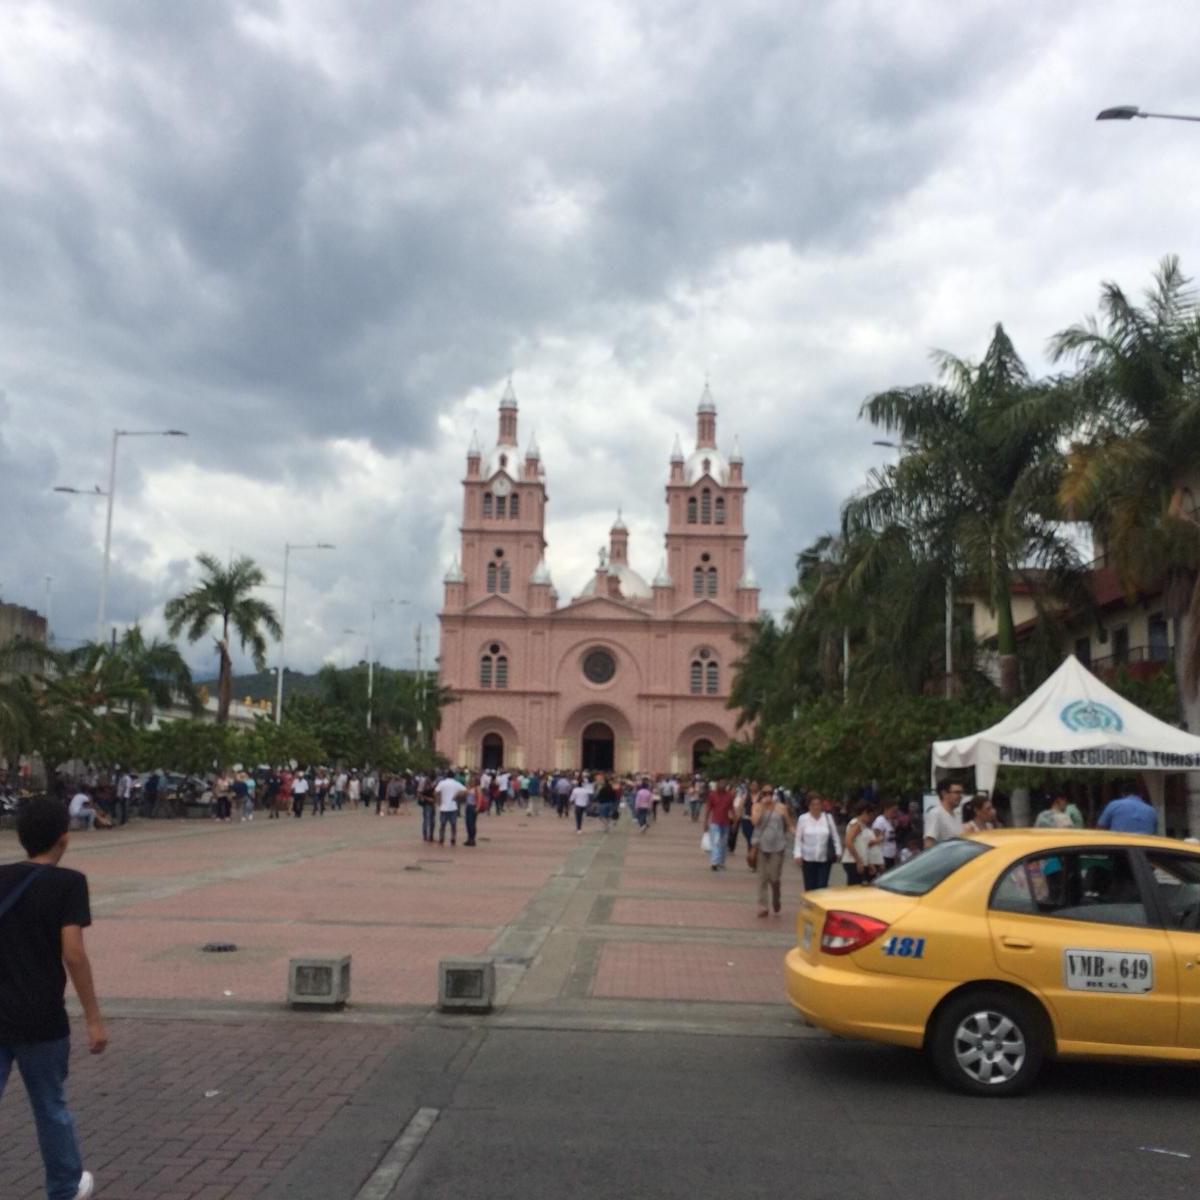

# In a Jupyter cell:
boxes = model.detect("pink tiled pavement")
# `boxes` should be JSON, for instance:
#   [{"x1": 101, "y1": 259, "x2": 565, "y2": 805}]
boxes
[
  {"x1": 91, "y1": 918, "x2": 495, "y2": 1004},
  {"x1": 608, "y1": 896, "x2": 780, "y2": 931},
  {"x1": 0, "y1": 808, "x2": 578, "y2": 1008},
  {"x1": 590, "y1": 941, "x2": 787, "y2": 1004}
]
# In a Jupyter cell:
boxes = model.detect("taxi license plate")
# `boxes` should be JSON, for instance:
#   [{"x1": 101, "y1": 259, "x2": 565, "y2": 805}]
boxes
[
  {"x1": 1064, "y1": 949, "x2": 1153, "y2": 993},
  {"x1": 801, "y1": 920, "x2": 814, "y2": 951}
]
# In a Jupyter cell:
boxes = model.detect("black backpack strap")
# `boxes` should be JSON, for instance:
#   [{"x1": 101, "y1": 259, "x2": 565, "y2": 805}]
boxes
[{"x1": 0, "y1": 865, "x2": 48, "y2": 920}]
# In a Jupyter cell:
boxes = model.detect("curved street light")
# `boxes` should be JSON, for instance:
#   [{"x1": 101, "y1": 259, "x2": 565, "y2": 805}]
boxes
[
  {"x1": 1097, "y1": 105, "x2": 1200, "y2": 124},
  {"x1": 55, "y1": 428, "x2": 189, "y2": 642}
]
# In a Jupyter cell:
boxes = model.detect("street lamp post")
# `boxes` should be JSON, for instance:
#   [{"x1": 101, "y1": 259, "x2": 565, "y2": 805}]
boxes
[
  {"x1": 1097, "y1": 105, "x2": 1200, "y2": 124},
  {"x1": 58, "y1": 430, "x2": 188, "y2": 642},
  {"x1": 366, "y1": 598, "x2": 409, "y2": 733},
  {"x1": 274, "y1": 542, "x2": 335, "y2": 724},
  {"x1": 98, "y1": 430, "x2": 188, "y2": 642}
]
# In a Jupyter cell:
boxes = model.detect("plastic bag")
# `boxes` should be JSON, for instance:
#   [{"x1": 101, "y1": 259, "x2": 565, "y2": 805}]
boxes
[{"x1": 700, "y1": 831, "x2": 712, "y2": 853}]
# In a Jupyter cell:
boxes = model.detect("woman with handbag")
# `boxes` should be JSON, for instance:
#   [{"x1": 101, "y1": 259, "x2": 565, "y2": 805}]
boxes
[
  {"x1": 794, "y1": 795, "x2": 841, "y2": 891},
  {"x1": 750, "y1": 786, "x2": 793, "y2": 917}
]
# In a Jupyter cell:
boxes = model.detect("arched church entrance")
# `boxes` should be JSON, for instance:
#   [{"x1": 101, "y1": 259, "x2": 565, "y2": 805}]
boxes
[
  {"x1": 692, "y1": 738, "x2": 715, "y2": 773},
  {"x1": 581, "y1": 722, "x2": 615, "y2": 772},
  {"x1": 481, "y1": 733, "x2": 504, "y2": 770}
]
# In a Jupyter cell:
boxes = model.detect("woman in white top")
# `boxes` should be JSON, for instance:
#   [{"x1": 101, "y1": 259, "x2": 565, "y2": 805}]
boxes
[
  {"x1": 570, "y1": 776, "x2": 591, "y2": 834},
  {"x1": 841, "y1": 800, "x2": 879, "y2": 886},
  {"x1": 794, "y1": 795, "x2": 842, "y2": 892}
]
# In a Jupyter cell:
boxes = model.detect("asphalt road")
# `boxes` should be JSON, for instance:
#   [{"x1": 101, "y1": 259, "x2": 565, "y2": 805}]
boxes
[{"x1": 266, "y1": 1024, "x2": 1200, "y2": 1200}]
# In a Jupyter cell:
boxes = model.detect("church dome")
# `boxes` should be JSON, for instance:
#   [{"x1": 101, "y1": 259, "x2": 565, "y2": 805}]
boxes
[
  {"x1": 482, "y1": 444, "x2": 519, "y2": 480},
  {"x1": 684, "y1": 447, "x2": 730, "y2": 485},
  {"x1": 580, "y1": 563, "x2": 653, "y2": 602}
]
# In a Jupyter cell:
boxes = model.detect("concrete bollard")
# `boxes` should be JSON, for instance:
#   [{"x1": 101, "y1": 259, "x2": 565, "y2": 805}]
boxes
[
  {"x1": 288, "y1": 955, "x2": 351, "y2": 1008},
  {"x1": 438, "y1": 957, "x2": 495, "y2": 1013}
]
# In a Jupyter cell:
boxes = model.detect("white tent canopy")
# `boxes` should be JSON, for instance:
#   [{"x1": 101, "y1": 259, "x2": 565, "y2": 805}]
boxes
[{"x1": 932, "y1": 655, "x2": 1200, "y2": 831}]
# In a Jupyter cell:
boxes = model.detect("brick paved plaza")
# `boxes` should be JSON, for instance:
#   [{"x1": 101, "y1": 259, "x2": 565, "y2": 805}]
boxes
[{"x1": 0, "y1": 802, "x2": 804, "y2": 1199}]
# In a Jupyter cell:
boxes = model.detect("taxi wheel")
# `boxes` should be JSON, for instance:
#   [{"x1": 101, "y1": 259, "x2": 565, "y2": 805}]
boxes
[{"x1": 929, "y1": 989, "x2": 1045, "y2": 1097}]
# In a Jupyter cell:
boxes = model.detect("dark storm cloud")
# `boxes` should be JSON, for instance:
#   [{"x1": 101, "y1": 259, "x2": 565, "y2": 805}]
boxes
[
  {"x1": 1, "y1": 0, "x2": 1005, "y2": 464},
  {"x1": 4, "y1": 0, "x2": 1200, "y2": 665}
]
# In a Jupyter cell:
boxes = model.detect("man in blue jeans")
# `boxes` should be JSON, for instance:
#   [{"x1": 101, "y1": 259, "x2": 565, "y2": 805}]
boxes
[
  {"x1": 701, "y1": 779, "x2": 736, "y2": 871},
  {"x1": 0, "y1": 796, "x2": 108, "y2": 1200}
]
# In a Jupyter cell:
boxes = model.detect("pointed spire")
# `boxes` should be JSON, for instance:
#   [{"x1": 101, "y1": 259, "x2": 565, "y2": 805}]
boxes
[
  {"x1": 531, "y1": 557, "x2": 553, "y2": 586},
  {"x1": 444, "y1": 556, "x2": 465, "y2": 584},
  {"x1": 468, "y1": 428, "x2": 482, "y2": 456},
  {"x1": 696, "y1": 383, "x2": 717, "y2": 449},
  {"x1": 498, "y1": 376, "x2": 518, "y2": 445},
  {"x1": 500, "y1": 374, "x2": 518, "y2": 410},
  {"x1": 653, "y1": 558, "x2": 672, "y2": 587},
  {"x1": 611, "y1": 508, "x2": 627, "y2": 532},
  {"x1": 670, "y1": 434, "x2": 684, "y2": 462},
  {"x1": 525, "y1": 430, "x2": 540, "y2": 460},
  {"x1": 730, "y1": 435, "x2": 743, "y2": 464},
  {"x1": 737, "y1": 565, "x2": 759, "y2": 589}
]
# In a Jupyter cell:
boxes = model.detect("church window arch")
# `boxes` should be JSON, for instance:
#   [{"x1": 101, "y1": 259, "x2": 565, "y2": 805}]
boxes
[
  {"x1": 692, "y1": 566, "x2": 704, "y2": 597},
  {"x1": 499, "y1": 564, "x2": 511, "y2": 594},
  {"x1": 687, "y1": 497, "x2": 697, "y2": 524},
  {"x1": 706, "y1": 567, "x2": 718, "y2": 597},
  {"x1": 689, "y1": 647, "x2": 720, "y2": 695},
  {"x1": 700, "y1": 489, "x2": 712, "y2": 524},
  {"x1": 486, "y1": 562, "x2": 498, "y2": 593},
  {"x1": 496, "y1": 495, "x2": 507, "y2": 518},
  {"x1": 483, "y1": 493, "x2": 493, "y2": 518},
  {"x1": 715, "y1": 497, "x2": 725, "y2": 525},
  {"x1": 510, "y1": 493, "x2": 520, "y2": 519},
  {"x1": 480, "y1": 642, "x2": 508, "y2": 689}
]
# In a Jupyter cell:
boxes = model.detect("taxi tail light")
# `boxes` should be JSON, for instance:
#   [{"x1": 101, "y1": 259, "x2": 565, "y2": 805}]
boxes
[{"x1": 821, "y1": 911, "x2": 890, "y2": 956}]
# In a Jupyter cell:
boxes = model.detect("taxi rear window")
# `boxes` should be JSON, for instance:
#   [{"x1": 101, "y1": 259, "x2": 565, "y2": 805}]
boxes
[{"x1": 877, "y1": 838, "x2": 990, "y2": 896}]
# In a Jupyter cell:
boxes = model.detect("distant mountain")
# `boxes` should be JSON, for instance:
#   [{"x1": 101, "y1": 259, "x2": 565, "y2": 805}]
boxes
[{"x1": 197, "y1": 668, "x2": 322, "y2": 704}]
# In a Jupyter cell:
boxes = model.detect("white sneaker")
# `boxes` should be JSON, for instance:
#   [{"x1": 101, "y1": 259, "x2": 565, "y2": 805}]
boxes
[{"x1": 74, "y1": 1171, "x2": 95, "y2": 1200}]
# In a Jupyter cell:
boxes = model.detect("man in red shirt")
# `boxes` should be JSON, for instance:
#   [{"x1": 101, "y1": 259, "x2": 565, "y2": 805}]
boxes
[{"x1": 701, "y1": 779, "x2": 736, "y2": 871}]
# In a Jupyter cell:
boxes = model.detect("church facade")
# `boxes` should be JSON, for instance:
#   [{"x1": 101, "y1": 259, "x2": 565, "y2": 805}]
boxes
[{"x1": 436, "y1": 381, "x2": 759, "y2": 774}]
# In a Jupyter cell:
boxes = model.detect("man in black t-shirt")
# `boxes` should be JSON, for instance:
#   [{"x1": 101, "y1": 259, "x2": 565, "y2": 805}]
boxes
[{"x1": 0, "y1": 797, "x2": 107, "y2": 1200}]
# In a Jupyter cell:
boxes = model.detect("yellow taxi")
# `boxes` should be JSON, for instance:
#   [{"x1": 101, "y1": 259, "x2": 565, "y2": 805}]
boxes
[{"x1": 785, "y1": 829, "x2": 1200, "y2": 1094}]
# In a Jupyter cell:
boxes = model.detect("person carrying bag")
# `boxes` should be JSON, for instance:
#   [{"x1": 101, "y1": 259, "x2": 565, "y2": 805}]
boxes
[
  {"x1": 794, "y1": 795, "x2": 842, "y2": 891},
  {"x1": 750, "y1": 787, "x2": 793, "y2": 918}
]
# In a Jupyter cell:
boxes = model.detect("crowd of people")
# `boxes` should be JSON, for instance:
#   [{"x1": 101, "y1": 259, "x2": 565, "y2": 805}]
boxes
[{"x1": 9, "y1": 761, "x2": 1170, "y2": 926}]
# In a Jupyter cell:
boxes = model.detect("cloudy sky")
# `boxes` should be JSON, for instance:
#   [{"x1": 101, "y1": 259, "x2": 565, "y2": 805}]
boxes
[{"x1": 3, "y1": 0, "x2": 1199, "y2": 679}]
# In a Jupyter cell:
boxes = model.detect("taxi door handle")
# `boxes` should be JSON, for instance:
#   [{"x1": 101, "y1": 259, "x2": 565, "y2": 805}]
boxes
[{"x1": 1000, "y1": 936, "x2": 1034, "y2": 950}]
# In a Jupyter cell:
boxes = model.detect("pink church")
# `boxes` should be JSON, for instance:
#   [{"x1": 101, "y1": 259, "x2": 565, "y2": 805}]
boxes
[{"x1": 436, "y1": 381, "x2": 759, "y2": 774}]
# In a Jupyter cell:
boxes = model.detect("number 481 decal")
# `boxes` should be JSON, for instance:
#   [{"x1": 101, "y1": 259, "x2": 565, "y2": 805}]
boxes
[{"x1": 882, "y1": 936, "x2": 926, "y2": 959}]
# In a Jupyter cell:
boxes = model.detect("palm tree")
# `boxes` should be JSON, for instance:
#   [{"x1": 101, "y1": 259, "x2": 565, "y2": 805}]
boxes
[
  {"x1": 727, "y1": 617, "x2": 790, "y2": 729},
  {"x1": 850, "y1": 323, "x2": 1084, "y2": 697},
  {"x1": 1046, "y1": 256, "x2": 1200, "y2": 824},
  {"x1": 109, "y1": 624, "x2": 199, "y2": 725},
  {"x1": 165, "y1": 554, "x2": 281, "y2": 723},
  {"x1": 0, "y1": 637, "x2": 147, "y2": 784},
  {"x1": 0, "y1": 669, "x2": 39, "y2": 761}
]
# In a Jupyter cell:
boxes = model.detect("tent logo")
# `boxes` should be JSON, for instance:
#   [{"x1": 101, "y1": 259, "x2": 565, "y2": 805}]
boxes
[{"x1": 1060, "y1": 700, "x2": 1124, "y2": 733}]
